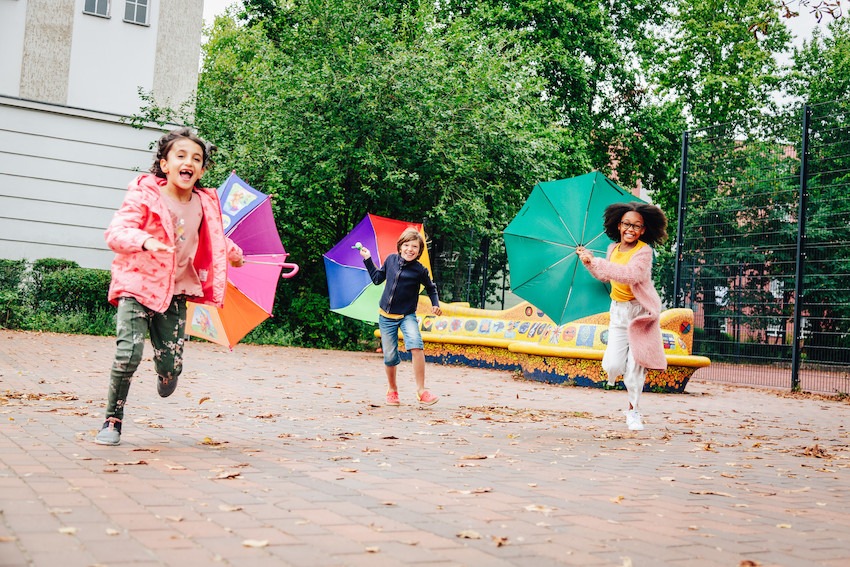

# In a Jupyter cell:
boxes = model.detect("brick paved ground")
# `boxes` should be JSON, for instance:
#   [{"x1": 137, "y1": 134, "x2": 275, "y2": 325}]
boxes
[{"x1": 1, "y1": 329, "x2": 848, "y2": 567}]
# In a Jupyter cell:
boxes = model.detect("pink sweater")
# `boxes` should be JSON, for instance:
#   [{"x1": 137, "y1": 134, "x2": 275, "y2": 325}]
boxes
[
  {"x1": 584, "y1": 243, "x2": 667, "y2": 370},
  {"x1": 105, "y1": 174, "x2": 242, "y2": 313}
]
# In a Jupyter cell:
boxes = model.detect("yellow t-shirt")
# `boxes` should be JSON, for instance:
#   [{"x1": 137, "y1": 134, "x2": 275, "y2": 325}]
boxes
[
  {"x1": 609, "y1": 240, "x2": 646, "y2": 302},
  {"x1": 379, "y1": 308, "x2": 405, "y2": 320}
]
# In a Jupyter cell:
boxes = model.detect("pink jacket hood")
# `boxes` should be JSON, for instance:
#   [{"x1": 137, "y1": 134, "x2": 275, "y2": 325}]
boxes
[
  {"x1": 105, "y1": 173, "x2": 242, "y2": 313},
  {"x1": 585, "y1": 242, "x2": 668, "y2": 370}
]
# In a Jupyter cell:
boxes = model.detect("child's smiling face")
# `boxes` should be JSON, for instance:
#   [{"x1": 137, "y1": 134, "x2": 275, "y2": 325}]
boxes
[
  {"x1": 160, "y1": 138, "x2": 205, "y2": 192},
  {"x1": 400, "y1": 238, "x2": 421, "y2": 262},
  {"x1": 618, "y1": 211, "x2": 645, "y2": 245}
]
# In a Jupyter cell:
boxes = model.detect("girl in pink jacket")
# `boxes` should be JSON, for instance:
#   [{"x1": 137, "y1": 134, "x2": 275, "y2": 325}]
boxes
[
  {"x1": 95, "y1": 128, "x2": 243, "y2": 446},
  {"x1": 577, "y1": 202, "x2": 668, "y2": 431}
]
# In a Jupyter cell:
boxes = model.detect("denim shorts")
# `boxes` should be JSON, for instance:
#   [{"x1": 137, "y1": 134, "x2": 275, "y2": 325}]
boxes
[{"x1": 378, "y1": 313, "x2": 423, "y2": 366}]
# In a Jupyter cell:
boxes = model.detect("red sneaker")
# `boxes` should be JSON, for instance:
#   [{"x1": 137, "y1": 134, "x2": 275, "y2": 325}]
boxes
[
  {"x1": 416, "y1": 390, "x2": 439, "y2": 406},
  {"x1": 386, "y1": 390, "x2": 400, "y2": 406}
]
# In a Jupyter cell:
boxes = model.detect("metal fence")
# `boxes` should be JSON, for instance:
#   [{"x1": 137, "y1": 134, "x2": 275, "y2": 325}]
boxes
[{"x1": 674, "y1": 101, "x2": 850, "y2": 393}]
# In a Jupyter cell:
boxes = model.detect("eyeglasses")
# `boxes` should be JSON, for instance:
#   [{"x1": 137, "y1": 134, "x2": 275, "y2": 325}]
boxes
[{"x1": 619, "y1": 222, "x2": 644, "y2": 231}]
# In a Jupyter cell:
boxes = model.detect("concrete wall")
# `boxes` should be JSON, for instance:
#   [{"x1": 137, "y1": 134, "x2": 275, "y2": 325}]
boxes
[
  {"x1": 0, "y1": 0, "x2": 202, "y2": 117},
  {"x1": 0, "y1": 96, "x2": 164, "y2": 269}
]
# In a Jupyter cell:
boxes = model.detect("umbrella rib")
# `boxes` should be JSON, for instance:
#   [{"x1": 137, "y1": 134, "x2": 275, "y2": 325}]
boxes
[
  {"x1": 512, "y1": 251, "x2": 576, "y2": 289},
  {"x1": 540, "y1": 189, "x2": 579, "y2": 245},
  {"x1": 560, "y1": 256, "x2": 583, "y2": 324}
]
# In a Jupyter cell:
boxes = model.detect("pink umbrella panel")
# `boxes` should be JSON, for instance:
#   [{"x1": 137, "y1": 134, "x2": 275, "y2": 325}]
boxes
[{"x1": 186, "y1": 173, "x2": 298, "y2": 348}]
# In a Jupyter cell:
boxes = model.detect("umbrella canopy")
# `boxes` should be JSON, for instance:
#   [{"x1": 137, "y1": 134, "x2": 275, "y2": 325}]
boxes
[
  {"x1": 503, "y1": 171, "x2": 645, "y2": 325},
  {"x1": 186, "y1": 173, "x2": 299, "y2": 348},
  {"x1": 323, "y1": 214, "x2": 431, "y2": 324}
]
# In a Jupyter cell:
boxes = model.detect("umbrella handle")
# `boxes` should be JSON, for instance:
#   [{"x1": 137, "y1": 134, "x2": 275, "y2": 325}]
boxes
[
  {"x1": 241, "y1": 259, "x2": 300, "y2": 278},
  {"x1": 280, "y1": 262, "x2": 299, "y2": 279}
]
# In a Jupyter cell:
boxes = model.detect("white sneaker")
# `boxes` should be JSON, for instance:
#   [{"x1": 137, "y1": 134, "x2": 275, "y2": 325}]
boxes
[{"x1": 624, "y1": 410, "x2": 644, "y2": 431}]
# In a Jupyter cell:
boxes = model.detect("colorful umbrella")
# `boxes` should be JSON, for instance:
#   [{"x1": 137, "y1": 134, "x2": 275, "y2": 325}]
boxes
[
  {"x1": 323, "y1": 214, "x2": 431, "y2": 324},
  {"x1": 503, "y1": 171, "x2": 645, "y2": 326},
  {"x1": 186, "y1": 173, "x2": 299, "y2": 348}
]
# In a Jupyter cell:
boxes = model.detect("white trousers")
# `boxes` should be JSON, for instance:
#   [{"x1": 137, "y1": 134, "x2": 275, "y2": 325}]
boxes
[{"x1": 602, "y1": 300, "x2": 647, "y2": 411}]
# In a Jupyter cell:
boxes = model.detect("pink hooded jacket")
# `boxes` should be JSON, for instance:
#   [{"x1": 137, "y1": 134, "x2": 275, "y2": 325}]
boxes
[
  {"x1": 584, "y1": 243, "x2": 668, "y2": 370},
  {"x1": 105, "y1": 173, "x2": 242, "y2": 313}
]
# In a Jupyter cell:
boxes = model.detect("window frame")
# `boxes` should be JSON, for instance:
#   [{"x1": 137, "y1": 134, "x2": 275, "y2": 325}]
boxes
[
  {"x1": 82, "y1": 0, "x2": 110, "y2": 18},
  {"x1": 123, "y1": 0, "x2": 150, "y2": 26}
]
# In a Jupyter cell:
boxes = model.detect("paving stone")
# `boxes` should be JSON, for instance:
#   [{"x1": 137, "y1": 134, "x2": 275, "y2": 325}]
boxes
[{"x1": 1, "y1": 330, "x2": 849, "y2": 566}]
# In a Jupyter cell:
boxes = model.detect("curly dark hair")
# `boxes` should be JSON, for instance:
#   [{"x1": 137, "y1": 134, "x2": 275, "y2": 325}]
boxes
[
  {"x1": 602, "y1": 202, "x2": 668, "y2": 246},
  {"x1": 149, "y1": 127, "x2": 216, "y2": 187}
]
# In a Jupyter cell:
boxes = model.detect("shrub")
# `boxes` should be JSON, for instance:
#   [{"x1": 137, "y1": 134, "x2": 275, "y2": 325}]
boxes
[
  {"x1": 29, "y1": 258, "x2": 80, "y2": 307},
  {"x1": 282, "y1": 291, "x2": 372, "y2": 350},
  {"x1": 37, "y1": 267, "x2": 111, "y2": 313},
  {"x1": 0, "y1": 289, "x2": 24, "y2": 328},
  {"x1": 0, "y1": 259, "x2": 27, "y2": 292}
]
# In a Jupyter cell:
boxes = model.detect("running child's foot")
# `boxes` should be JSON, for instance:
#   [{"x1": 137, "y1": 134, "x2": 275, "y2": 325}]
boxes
[
  {"x1": 624, "y1": 409, "x2": 644, "y2": 431},
  {"x1": 95, "y1": 418, "x2": 122, "y2": 445},
  {"x1": 157, "y1": 374, "x2": 178, "y2": 398},
  {"x1": 386, "y1": 390, "x2": 400, "y2": 406},
  {"x1": 416, "y1": 390, "x2": 439, "y2": 406}
]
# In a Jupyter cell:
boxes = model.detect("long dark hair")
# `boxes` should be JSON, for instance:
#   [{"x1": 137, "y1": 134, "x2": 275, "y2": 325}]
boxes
[
  {"x1": 602, "y1": 202, "x2": 668, "y2": 246},
  {"x1": 149, "y1": 127, "x2": 216, "y2": 187}
]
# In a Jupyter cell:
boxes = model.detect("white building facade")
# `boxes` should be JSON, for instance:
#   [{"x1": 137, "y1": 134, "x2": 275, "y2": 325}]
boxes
[{"x1": 0, "y1": 0, "x2": 204, "y2": 269}]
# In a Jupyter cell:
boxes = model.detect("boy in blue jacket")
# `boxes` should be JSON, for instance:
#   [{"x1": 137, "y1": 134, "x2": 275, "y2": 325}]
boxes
[{"x1": 359, "y1": 228, "x2": 442, "y2": 406}]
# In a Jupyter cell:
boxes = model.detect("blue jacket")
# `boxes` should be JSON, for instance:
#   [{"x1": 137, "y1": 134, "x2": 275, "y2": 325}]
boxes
[{"x1": 364, "y1": 254, "x2": 439, "y2": 316}]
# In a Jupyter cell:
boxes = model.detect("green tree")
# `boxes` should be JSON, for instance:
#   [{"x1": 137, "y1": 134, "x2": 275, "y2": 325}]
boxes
[{"x1": 196, "y1": 0, "x2": 573, "y2": 345}]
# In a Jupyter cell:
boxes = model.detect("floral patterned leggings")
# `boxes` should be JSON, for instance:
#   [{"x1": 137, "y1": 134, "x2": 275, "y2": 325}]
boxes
[{"x1": 104, "y1": 296, "x2": 187, "y2": 421}]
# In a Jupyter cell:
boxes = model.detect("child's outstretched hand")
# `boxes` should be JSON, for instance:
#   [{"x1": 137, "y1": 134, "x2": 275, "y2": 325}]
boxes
[
  {"x1": 576, "y1": 246, "x2": 594, "y2": 266},
  {"x1": 143, "y1": 237, "x2": 174, "y2": 254}
]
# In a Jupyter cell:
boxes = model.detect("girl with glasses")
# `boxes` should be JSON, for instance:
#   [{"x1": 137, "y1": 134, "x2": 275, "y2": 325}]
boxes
[{"x1": 576, "y1": 202, "x2": 668, "y2": 431}]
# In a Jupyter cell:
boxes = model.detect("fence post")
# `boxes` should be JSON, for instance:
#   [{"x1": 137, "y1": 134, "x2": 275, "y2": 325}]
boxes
[
  {"x1": 791, "y1": 105, "x2": 811, "y2": 391},
  {"x1": 673, "y1": 131, "x2": 689, "y2": 308}
]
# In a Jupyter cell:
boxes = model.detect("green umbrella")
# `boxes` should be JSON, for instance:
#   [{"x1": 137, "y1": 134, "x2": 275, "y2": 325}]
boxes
[{"x1": 503, "y1": 171, "x2": 645, "y2": 325}]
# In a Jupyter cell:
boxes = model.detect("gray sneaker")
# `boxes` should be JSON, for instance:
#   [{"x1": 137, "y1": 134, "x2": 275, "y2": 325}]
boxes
[{"x1": 95, "y1": 418, "x2": 122, "y2": 445}]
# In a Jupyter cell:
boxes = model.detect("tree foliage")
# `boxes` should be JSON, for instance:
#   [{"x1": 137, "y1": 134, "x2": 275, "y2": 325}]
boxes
[{"x1": 186, "y1": 0, "x2": 842, "y2": 350}]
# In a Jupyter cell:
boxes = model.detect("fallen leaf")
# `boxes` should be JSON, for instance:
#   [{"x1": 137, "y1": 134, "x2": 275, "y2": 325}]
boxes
[
  {"x1": 610, "y1": 495, "x2": 624, "y2": 503},
  {"x1": 0, "y1": 536, "x2": 18, "y2": 542},
  {"x1": 461, "y1": 454, "x2": 488, "y2": 460},
  {"x1": 365, "y1": 546, "x2": 380, "y2": 553},
  {"x1": 166, "y1": 464, "x2": 187, "y2": 471},
  {"x1": 740, "y1": 560, "x2": 761, "y2": 566},
  {"x1": 457, "y1": 530, "x2": 481, "y2": 539},
  {"x1": 492, "y1": 536, "x2": 509, "y2": 547},
  {"x1": 105, "y1": 529, "x2": 120, "y2": 536},
  {"x1": 341, "y1": 468, "x2": 358, "y2": 473},
  {"x1": 242, "y1": 539, "x2": 269, "y2": 548},
  {"x1": 199, "y1": 397, "x2": 211, "y2": 405},
  {"x1": 524, "y1": 504, "x2": 554, "y2": 514},
  {"x1": 165, "y1": 516, "x2": 183, "y2": 522},
  {"x1": 689, "y1": 490, "x2": 733, "y2": 497},
  {"x1": 58, "y1": 527, "x2": 77, "y2": 535},
  {"x1": 776, "y1": 523, "x2": 792, "y2": 529},
  {"x1": 802, "y1": 444, "x2": 832, "y2": 458},
  {"x1": 219, "y1": 505, "x2": 243, "y2": 512},
  {"x1": 213, "y1": 472, "x2": 242, "y2": 480}
]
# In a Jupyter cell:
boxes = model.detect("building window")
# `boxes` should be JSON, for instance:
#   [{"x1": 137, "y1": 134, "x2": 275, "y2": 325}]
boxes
[
  {"x1": 84, "y1": 0, "x2": 110, "y2": 17},
  {"x1": 124, "y1": 0, "x2": 148, "y2": 25}
]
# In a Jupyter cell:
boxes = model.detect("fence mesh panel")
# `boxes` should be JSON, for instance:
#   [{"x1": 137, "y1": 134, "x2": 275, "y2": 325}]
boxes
[{"x1": 678, "y1": 102, "x2": 850, "y2": 393}]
